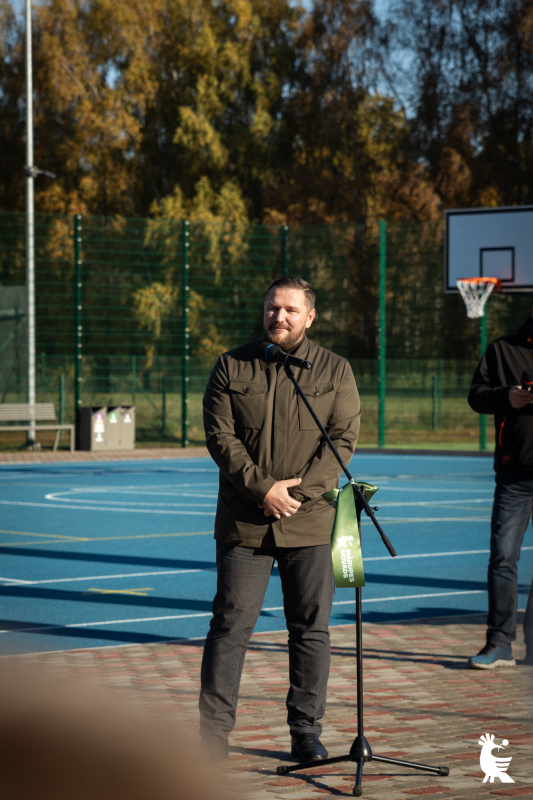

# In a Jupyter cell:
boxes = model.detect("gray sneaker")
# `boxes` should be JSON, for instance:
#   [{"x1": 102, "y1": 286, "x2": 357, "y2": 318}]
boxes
[{"x1": 468, "y1": 644, "x2": 515, "y2": 670}]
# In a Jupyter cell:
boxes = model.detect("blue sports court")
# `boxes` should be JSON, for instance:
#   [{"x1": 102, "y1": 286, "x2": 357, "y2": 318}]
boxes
[{"x1": 1, "y1": 452, "x2": 532, "y2": 655}]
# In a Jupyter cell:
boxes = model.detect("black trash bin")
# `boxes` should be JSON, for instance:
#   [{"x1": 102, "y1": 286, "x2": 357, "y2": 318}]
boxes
[
  {"x1": 78, "y1": 406, "x2": 108, "y2": 451},
  {"x1": 78, "y1": 406, "x2": 135, "y2": 451}
]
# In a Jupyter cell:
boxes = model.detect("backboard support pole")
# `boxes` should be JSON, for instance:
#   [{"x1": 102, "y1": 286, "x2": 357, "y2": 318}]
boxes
[{"x1": 480, "y1": 313, "x2": 487, "y2": 452}]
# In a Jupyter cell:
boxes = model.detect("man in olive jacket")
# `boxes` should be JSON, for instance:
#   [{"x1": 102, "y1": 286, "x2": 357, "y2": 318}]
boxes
[{"x1": 199, "y1": 276, "x2": 360, "y2": 762}]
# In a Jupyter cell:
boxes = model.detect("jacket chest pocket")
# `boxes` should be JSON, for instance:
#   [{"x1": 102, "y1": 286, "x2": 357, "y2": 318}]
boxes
[
  {"x1": 297, "y1": 383, "x2": 335, "y2": 430},
  {"x1": 229, "y1": 381, "x2": 266, "y2": 430}
]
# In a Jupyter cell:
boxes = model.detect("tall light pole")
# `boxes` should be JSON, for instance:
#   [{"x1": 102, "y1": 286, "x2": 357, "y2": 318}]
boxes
[
  {"x1": 25, "y1": 0, "x2": 36, "y2": 446},
  {"x1": 25, "y1": 0, "x2": 55, "y2": 448}
]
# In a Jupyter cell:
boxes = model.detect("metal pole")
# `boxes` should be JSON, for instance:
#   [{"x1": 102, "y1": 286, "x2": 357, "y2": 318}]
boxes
[
  {"x1": 432, "y1": 374, "x2": 439, "y2": 432},
  {"x1": 74, "y1": 214, "x2": 83, "y2": 445},
  {"x1": 25, "y1": 0, "x2": 36, "y2": 445},
  {"x1": 41, "y1": 352, "x2": 46, "y2": 399},
  {"x1": 281, "y1": 225, "x2": 289, "y2": 276},
  {"x1": 480, "y1": 313, "x2": 487, "y2": 451},
  {"x1": 59, "y1": 375, "x2": 65, "y2": 425},
  {"x1": 378, "y1": 220, "x2": 386, "y2": 448},
  {"x1": 131, "y1": 355, "x2": 136, "y2": 407},
  {"x1": 182, "y1": 220, "x2": 189, "y2": 447},
  {"x1": 162, "y1": 376, "x2": 167, "y2": 436}
]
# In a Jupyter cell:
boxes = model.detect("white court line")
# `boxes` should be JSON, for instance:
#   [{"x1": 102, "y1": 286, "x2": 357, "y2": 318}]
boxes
[
  {"x1": 45, "y1": 493, "x2": 490, "y2": 508},
  {"x1": 76, "y1": 488, "x2": 219, "y2": 495},
  {"x1": 0, "y1": 499, "x2": 491, "y2": 519},
  {"x1": 365, "y1": 546, "x2": 533, "y2": 561},
  {"x1": 0, "y1": 568, "x2": 217, "y2": 586},
  {"x1": 4, "y1": 587, "x2": 526, "y2": 636},
  {"x1": 0, "y1": 500, "x2": 215, "y2": 515},
  {"x1": 88, "y1": 483, "x2": 218, "y2": 489},
  {"x1": 375, "y1": 499, "x2": 491, "y2": 507},
  {"x1": 364, "y1": 516, "x2": 490, "y2": 522},
  {"x1": 333, "y1": 584, "x2": 531, "y2": 606},
  {"x1": 45, "y1": 496, "x2": 216, "y2": 508},
  {"x1": 334, "y1": 590, "x2": 487, "y2": 606},
  {"x1": 371, "y1": 487, "x2": 493, "y2": 493},
  {"x1": 45, "y1": 491, "x2": 218, "y2": 502},
  {"x1": 2, "y1": 547, "x2": 532, "y2": 587}
]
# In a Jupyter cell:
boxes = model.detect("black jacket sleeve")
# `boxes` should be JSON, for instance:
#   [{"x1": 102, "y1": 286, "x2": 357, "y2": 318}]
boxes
[{"x1": 468, "y1": 344, "x2": 513, "y2": 416}]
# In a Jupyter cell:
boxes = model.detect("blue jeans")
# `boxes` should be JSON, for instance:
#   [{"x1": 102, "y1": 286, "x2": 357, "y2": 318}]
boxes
[{"x1": 488, "y1": 472, "x2": 533, "y2": 649}]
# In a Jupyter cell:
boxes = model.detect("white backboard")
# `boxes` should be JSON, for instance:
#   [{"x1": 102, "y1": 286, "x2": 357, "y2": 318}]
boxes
[{"x1": 445, "y1": 206, "x2": 533, "y2": 292}]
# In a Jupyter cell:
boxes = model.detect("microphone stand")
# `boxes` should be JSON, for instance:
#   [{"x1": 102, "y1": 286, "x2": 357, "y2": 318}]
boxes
[{"x1": 276, "y1": 364, "x2": 449, "y2": 797}]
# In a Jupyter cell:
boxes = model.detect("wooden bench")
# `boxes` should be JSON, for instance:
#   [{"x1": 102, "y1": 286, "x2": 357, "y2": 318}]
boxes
[{"x1": 0, "y1": 403, "x2": 75, "y2": 452}]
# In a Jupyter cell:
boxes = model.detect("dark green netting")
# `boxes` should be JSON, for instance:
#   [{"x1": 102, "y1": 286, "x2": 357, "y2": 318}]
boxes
[{"x1": 0, "y1": 211, "x2": 530, "y2": 448}]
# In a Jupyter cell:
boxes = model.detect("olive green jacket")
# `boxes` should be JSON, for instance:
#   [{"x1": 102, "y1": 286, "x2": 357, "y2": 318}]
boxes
[{"x1": 203, "y1": 336, "x2": 361, "y2": 547}]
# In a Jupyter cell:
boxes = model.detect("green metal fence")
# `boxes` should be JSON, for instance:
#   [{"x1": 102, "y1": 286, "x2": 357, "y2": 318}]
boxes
[{"x1": 1, "y1": 210, "x2": 531, "y2": 450}]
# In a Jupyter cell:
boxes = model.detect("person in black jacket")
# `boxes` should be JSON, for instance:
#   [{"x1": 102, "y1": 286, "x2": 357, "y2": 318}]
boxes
[{"x1": 468, "y1": 315, "x2": 533, "y2": 668}]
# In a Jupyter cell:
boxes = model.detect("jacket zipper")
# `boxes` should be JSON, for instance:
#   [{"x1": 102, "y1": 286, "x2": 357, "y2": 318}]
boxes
[{"x1": 499, "y1": 412, "x2": 509, "y2": 447}]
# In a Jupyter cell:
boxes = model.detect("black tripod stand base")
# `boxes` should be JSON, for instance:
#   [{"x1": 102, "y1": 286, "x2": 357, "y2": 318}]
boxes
[
  {"x1": 276, "y1": 748, "x2": 449, "y2": 793},
  {"x1": 276, "y1": 753, "x2": 349, "y2": 775},
  {"x1": 350, "y1": 735, "x2": 372, "y2": 762}
]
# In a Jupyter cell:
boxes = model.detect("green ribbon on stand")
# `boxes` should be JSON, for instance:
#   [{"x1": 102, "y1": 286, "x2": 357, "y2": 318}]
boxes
[{"x1": 323, "y1": 481, "x2": 379, "y2": 589}]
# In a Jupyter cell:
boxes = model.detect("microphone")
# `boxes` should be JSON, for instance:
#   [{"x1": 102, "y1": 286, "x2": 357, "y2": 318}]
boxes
[
  {"x1": 521, "y1": 369, "x2": 533, "y2": 390},
  {"x1": 259, "y1": 341, "x2": 312, "y2": 370}
]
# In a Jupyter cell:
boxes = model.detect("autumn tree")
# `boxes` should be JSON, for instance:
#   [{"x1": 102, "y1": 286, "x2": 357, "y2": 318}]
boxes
[
  {"x1": 0, "y1": 0, "x2": 444, "y2": 224},
  {"x1": 383, "y1": 0, "x2": 533, "y2": 209},
  {"x1": 0, "y1": 0, "x2": 302, "y2": 219},
  {"x1": 0, "y1": 0, "x2": 26, "y2": 212}
]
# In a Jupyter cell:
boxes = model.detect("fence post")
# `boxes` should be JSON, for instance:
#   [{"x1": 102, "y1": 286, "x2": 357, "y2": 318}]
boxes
[
  {"x1": 131, "y1": 355, "x2": 137, "y2": 407},
  {"x1": 40, "y1": 352, "x2": 46, "y2": 399},
  {"x1": 432, "y1": 374, "x2": 439, "y2": 432},
  {"x1": 74, "y1": 214, "x2": 83, "y2": 446},
  {"x1": 162, "y1": 376, "x2": 167, "y2": 436},
  {"x1": 480, "y1": 314, "x2": 487, "y2": 451},
  {"x1": 281, "y1": 225, "x2": 289, "y2": 276},
  {"x1": 182, "y1": 220, "x2": 190, "y2": 447},
  {"x1": 59, "y1": 375, "x2": 65, "y2": 425},
  {"x1": 378, "y1": 220, "x2": 386, "y2": 448}
]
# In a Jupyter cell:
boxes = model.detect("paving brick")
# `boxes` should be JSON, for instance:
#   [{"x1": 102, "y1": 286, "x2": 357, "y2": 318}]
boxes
[{"x1": 4, "y1": 611, "x2": 532, "y2": 799}]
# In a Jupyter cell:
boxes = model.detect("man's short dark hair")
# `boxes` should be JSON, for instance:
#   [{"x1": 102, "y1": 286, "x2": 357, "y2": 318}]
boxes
[{"x1": 265, "y1": 276, "x2": 315, "y2": 310}]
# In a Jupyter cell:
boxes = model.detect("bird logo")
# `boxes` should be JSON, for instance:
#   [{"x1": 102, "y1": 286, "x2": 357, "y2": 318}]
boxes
[
  {"x1": 336, "y1": 535, "x2": 355, "y2": 548},
  {"x1": 478, "y1": 733, "x2": 514, "y2": 783}
]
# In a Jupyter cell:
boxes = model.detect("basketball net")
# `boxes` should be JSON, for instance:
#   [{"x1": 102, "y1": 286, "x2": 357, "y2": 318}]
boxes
[{"x1": 456, "y1": 277, "x2": 501, "y2": 319}]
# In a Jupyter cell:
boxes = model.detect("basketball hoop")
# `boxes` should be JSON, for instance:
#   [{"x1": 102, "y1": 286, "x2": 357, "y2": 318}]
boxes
[{"x1": 456, "y1": 277, "x2": 501, "y2": 319}]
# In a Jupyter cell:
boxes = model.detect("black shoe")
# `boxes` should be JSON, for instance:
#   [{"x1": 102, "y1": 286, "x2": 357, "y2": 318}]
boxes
[
  {"x1": 524, "y1": 647, "x2": 533, "y2": 666},
  {"x1": 291, "y1": 733, "x2": 328, "y2": 763},
  {"x1": 202, "y1": 735, "x2": 229, "y2": 761}
]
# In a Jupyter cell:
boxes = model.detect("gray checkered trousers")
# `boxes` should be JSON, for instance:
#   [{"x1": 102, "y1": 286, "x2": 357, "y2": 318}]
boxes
[{"x1": 199, "y1": 536, "x2": 334, "y2": 741}]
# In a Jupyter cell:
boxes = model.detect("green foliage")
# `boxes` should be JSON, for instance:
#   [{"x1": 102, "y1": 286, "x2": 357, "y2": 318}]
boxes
[
  {"x1": 1, "y1": 0, "x2": 448, "y2": 222},
  {"x1": 132, "y1": 281, "x2": 178, "y2": 368}
]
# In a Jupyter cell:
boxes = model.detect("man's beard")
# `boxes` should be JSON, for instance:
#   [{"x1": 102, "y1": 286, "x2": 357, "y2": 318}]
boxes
[{"x1": 264, "y1": 324, "x2": 306, "y2": 352}]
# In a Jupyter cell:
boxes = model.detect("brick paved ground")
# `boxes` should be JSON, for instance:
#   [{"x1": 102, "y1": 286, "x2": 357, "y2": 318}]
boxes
[
  {"x1": 5, "y1": 612, "x2": 532, "y2": 799},
  {"x1": 0, "y1": 446, "x2": 210, "y2": 463},
  {"x1": 0, "y1": 446, "x2": 492, "y2": 464}
]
